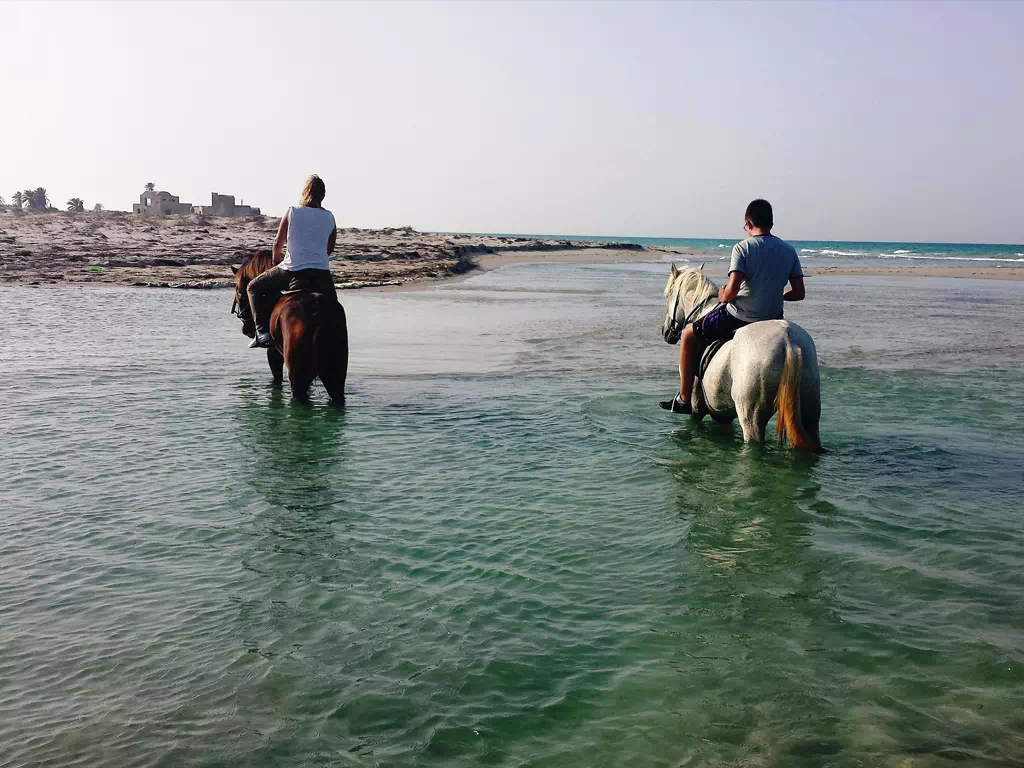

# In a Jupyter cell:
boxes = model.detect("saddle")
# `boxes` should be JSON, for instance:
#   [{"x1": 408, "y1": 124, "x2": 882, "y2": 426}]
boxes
[
  {"x1": 280, "y1": 270, "x2": 338, "y2": 297},
  {"x1": 698, "y1": 338, "x2": 728, "y2": 381},
  {"x1": 695, "y1": 339, "x2": 730, "y2": 421}
]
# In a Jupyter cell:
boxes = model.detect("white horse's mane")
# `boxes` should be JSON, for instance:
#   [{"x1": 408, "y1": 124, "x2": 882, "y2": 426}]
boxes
[{"x1": 665, "y1": 265, "x2": 718, "y2": 309}]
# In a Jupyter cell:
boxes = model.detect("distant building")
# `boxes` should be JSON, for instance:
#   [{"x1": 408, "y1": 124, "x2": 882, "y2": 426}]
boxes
[
  {"x1": 132, "y1": 190, "x2": 193, "y2": 215},
  {"x1": 193, "y1": 192, "x2": 260, "y2": 217},
  {"x1": 132, "y1": 189, "x2": 260, "y2": 216}
]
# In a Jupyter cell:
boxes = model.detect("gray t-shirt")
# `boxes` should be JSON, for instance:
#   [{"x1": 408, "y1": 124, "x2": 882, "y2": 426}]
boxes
[{"x1": 726, "y1": 235, "x2": 803, "y2": 322}]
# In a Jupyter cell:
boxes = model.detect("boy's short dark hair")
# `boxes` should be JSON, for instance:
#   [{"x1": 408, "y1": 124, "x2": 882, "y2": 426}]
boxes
[{"x1": 744, "y1": 199, "x2": 773, "y2": 230}]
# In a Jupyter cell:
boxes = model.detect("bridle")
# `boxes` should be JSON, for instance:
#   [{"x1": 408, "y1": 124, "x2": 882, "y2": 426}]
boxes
[
  {"x1": 231, "y1": 290, "x2": 249, "y2": 319},
  {"x1": 231, "y1": 274, "x2": 253, "y2": 323}
]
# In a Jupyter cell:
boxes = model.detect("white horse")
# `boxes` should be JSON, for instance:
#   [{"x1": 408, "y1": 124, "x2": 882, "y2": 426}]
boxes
[{"x1": 661, "y1": 263, "x2": 824, "y2": 451}]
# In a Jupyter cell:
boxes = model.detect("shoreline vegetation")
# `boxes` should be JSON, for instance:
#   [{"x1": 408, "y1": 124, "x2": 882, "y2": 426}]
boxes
[{"x1": 1, "y1": 211, "x2": 1020, "y2": 289}]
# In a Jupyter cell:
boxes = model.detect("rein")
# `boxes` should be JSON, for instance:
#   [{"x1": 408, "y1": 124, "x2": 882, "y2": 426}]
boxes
[
  {"x1": 667, "y1": 286, "x2": 717, "y2": 340},
  {"x1": 682, "y1": 294, "x2": 717, "y2": 327}
]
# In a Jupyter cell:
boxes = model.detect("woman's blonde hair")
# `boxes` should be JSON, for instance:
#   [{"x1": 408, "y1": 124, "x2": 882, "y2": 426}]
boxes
[{"x1": 299, "y1": 174, "x2": 326, "y2": 208}]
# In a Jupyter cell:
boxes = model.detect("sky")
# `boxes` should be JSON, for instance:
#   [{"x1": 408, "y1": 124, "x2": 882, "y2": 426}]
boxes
[{"x1": 2, "y1": 0, "x2": 1022, "y2": 243}]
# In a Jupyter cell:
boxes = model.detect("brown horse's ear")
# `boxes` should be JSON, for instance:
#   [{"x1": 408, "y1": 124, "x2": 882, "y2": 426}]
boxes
[{"x1": 231, "y1": 265, "x2": 240, "y2": 275}]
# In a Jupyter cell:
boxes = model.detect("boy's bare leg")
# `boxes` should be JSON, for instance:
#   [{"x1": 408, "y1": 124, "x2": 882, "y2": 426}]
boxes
[{"x1": 679, "y1": 325, "x2": 699, "y2": 402}]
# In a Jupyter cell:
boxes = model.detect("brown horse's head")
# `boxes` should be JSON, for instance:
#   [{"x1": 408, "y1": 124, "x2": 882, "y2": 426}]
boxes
[{"x1": 231, "y1": 249, "x2": 274, "y2": 338}]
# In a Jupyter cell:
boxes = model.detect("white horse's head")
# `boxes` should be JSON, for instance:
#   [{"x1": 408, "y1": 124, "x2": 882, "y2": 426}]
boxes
[{"x1": 661, "y1": 262, "x2": 718, "y2": 344}]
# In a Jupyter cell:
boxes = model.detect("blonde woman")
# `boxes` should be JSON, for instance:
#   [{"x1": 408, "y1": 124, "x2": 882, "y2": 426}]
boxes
[{"x1": 247, "y1": 175, "x2": 338, "y2": 348}]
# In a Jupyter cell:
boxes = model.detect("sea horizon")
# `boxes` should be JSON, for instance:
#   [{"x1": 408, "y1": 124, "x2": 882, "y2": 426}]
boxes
[{"x1": 441, "y1": 231, "x2": 1024, "y2": 265}]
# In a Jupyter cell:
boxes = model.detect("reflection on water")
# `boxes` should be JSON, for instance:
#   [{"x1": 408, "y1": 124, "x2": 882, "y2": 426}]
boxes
[
  {"x1": 235, "y1": 388, "x2": 350, "y2": 508},
  {"x1": 232, "y1": 383, "x2": 356, "y2": 601},
  {"x1": 669, "y1": 430, "x2": 822, "y2": 574}
]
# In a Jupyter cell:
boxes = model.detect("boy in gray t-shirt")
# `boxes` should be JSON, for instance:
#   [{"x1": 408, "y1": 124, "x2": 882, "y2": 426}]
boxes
[
  {"x1": 660, "y1": 199, "x2": 806, "y2": 414},
  {"x1": 726, "y1": 235, "x2": 802, "y2": 322}
]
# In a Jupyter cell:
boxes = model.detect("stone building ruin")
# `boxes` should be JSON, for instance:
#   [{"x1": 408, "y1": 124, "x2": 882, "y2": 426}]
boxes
[
  {"x1": 132, "y1": 189, "x2": 260, "y2": 217},
  {"x1": 132, "y1": 190, "x2": 193, "y2": 215},
  {"x1": 194, "y1": 193, "x2": 260, "y2": 217}
]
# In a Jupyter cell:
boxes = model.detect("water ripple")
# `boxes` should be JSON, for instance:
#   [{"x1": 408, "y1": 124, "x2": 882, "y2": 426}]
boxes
[{"x1": 2, "y1": 272, "x2": 1023, "y2": 766}]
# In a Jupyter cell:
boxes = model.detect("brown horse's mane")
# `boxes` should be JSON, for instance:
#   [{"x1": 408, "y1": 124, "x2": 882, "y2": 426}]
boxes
[
  {"x1": 240, "y1": 249, "x2": 275, "y2": 281},
  {"x1": 232, "y1": 249, "x2": 275, "y2": 330}
]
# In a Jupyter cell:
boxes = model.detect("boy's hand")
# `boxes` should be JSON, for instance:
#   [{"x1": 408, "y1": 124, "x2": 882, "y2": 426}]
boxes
[{"x1": 718, "y1": 272, "x2": 744, "y2": 304}]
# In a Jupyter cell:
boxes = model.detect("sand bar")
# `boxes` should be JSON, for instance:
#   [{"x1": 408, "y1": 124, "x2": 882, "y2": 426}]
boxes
[
  {"x1": 0, "y1": 211, "x2": 648, "y2": 290},
  {"x1": 802, "y1": 265, "x2": 1024, "y2": 281}
]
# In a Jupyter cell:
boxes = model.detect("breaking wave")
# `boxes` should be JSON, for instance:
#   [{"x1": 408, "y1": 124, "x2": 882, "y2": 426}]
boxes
[{"x1": 880, "y1": 253, "x2": 1024, "y2": 263}]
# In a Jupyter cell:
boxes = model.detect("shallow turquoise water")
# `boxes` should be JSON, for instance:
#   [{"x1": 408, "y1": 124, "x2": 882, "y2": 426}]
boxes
[{"x1": 2, "y1": 264, "x2": 1023, "y2": 766}]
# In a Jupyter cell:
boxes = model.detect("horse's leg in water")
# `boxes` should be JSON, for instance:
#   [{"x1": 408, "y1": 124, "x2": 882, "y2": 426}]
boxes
[
  {"x1": 801, "y1": 384, "x2": 821, "y2": 443},
  {"x1": 278, "y1": 303, "x2": 315, "y2": 403},
  {"x1": 267, "y1": 347, "x2": 284, "y2": 386},
  {"x1": 735, "y1": 403, "x2": 762, "y2": 443},
  {"x1": 287, "y1": 358, "x2": 314, "y2": 403},
  {"x1": 732, "y1": 373, "x2": 772, "y2": 444},
  {"x1": 286, "y1": 343, "x2": 315, "y2": 404}
]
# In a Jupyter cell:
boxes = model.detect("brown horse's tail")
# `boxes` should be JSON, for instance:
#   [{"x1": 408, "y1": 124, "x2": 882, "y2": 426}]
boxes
[
  {"x1": 775, "y1": 343, "x2": 825, "y2": 453},
  {"x1": 313, "y1": 299, "x2": 348, "y2": 401}
]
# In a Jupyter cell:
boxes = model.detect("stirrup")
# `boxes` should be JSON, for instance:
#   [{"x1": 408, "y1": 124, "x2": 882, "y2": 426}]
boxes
[
  {"x1": 659, "y1": 395, "x2": 692, "y2": 414},
  {"x1": 249, "y1": 331, "x2": 273, "y2": 348}
]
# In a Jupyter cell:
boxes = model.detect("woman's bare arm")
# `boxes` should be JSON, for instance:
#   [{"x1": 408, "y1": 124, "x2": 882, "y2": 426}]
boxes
[{"x1": 272, "y1": 212, "x2": 289, "y2": 264}]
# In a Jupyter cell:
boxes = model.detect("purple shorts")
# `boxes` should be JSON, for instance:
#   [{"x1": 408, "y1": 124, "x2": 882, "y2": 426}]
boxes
[{"x1": 692, "y1": 304, "x2": 749, "y2": 345}]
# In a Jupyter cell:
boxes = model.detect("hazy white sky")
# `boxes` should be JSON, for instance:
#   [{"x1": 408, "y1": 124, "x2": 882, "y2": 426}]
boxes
[{"x1": 2, "y1": 1, "x2": 1022, "y2": 242}]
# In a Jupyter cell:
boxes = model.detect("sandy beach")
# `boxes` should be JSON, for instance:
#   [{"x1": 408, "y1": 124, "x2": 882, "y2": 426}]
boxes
[{"x1": 1, "y1": 210, "x2": 1020, "y2": 288}]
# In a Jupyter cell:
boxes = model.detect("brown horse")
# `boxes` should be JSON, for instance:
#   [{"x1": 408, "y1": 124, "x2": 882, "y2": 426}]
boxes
[{"x1": 231, "y1": 250, "x2": 348, "y2": 403}]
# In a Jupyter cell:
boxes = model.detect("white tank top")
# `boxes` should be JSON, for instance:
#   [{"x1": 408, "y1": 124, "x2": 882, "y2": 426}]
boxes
[{"x1": 280, "y1": 206, "x2": 335, "y2": 271}]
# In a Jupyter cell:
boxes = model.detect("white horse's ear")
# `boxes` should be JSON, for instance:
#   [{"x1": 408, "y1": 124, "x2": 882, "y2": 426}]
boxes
[
  {"x1": 699, "y1": 262, "x2": 705, "y2": 272},
  {"x1": 670, "y1": 262, "x2": 678, "y2": 276}
]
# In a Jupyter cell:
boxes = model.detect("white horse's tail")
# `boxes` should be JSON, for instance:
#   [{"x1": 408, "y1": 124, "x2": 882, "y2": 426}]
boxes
[{"x1": 775, "y1": 343, "x2": 825, "y2": 453}]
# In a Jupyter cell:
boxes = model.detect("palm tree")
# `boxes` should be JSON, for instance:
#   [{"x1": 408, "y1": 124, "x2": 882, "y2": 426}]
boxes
[
  {"x1": 145, "y1": 182, "x2": 155, "y2": 192},
  {"x1": 93, "y1": 202, "x2": 104, "y2": 212},
  {"x1": 22, "y1": 189, "x2": 34, "y2": 209},
  {"x1": 29, "y1": 187, "x2": 50, "y2": 211},
  {"x1": 67, "y1": 197, "x2": 85, "y2": 213},
  {"x1": 0, "y1": 195, "x2": 6, "y2": 207},
  {"x1": 11, "y1": 191, "x2": 23, "y2": 208}
]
